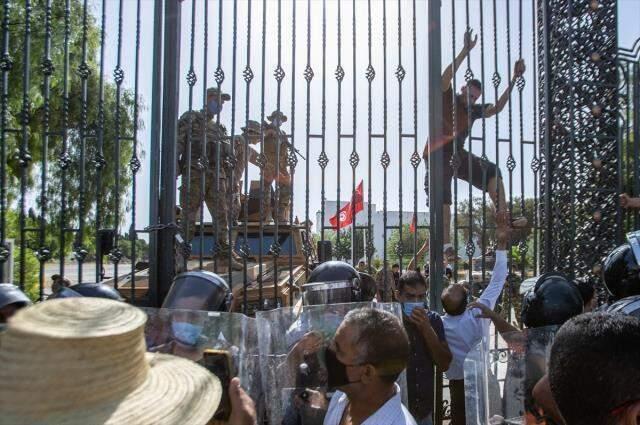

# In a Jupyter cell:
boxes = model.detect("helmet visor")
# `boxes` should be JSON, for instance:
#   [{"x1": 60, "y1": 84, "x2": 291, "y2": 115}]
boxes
[{"x1": 627, "y1": 231, "x2": 640, "y2": 266}]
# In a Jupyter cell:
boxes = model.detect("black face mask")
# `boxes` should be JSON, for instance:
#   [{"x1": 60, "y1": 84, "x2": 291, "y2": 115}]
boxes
[
  {"x1": 444, "y1": 296, "x2": 468, "y2": 316},
  {"x1": 324, "y1": 346, "x2": 361, "y2": 391}
]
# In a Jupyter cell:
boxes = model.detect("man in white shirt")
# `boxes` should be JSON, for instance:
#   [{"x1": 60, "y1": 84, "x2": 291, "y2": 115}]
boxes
[
  {"x1": 322, "y1": 308, "x2": 417, "y2": 425},
  {"x1": 441, "y1": 211, "x2": 511, "y2": 425}
]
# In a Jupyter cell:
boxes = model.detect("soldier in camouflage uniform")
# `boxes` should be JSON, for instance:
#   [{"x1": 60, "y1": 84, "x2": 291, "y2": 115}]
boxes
[
  {"x1": 230, "y1": 120, "x2": 261, "y2": 223},
  {"x1": 176, "y1": 87, "x2": 242, "y2": 270},
  {"x1": 262, "y1": 110, "x2": 292, "y2": 223}
]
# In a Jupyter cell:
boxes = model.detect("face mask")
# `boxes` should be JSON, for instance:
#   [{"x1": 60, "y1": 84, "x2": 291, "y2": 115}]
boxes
[
  {"x1": 171, "y1": 321, "x2": 203, "y2": 346},
  {"x1": 324, "y1": 346, "x2": 361, "y2": 391},
  {"x1": 207, "y1": 99, "x2": 222, "y2": 115},
  {"x1": 402, "y1": 302, "x2": 425, "y2": 317}
]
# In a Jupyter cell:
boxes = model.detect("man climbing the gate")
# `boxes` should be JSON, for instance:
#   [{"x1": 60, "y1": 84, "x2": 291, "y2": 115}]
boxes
[
  {"x1": 176, "y1": 87, "x2": 242, "y2": 271},
  {"x1": 424, "y1": 28, "x2": 527, "y2": 262}
]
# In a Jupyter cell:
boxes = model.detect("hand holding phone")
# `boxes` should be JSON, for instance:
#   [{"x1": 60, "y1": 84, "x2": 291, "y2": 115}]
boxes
[{"x1": 203, "y1": 349, "x2": 236, "y2": 421}]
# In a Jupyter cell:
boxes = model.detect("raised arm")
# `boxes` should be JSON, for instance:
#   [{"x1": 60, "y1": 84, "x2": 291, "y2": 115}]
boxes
[
  {"x1": 483, "y1": 59, "x2": 525, "y2": 118},
  {"x1": 467, "y1": 301, "x2": 520, "y2": 335},
  {"x1": 442, "y1": 28, "x2": 477, "y2": 92},
  {"x1": 478, "y1": 212, "x2": 511, "y2": 309}
]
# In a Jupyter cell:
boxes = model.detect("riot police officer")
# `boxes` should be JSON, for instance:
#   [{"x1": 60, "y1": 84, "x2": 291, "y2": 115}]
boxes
[
  {"x1": 602, "y1": 231, "x2": 640, "y2": 302},
  {"x1": 0, "y1": 284, "x2": 31, "y2": 324}
]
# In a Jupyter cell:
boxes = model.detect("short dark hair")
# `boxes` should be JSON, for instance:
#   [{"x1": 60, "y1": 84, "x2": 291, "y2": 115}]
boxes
[
  {"x1": 549, "y1": 312, "x2": 640, "y2": 425},
  {"x1": 575, "y1": 277, "x2": 596, "y2": 306},
  {"x1": 397, "y1": 270, "x2": 428, "y2": 294},
  {"x1": 343, "y1": 308, "x2": 409, "y2": 384},
  {"x1": 467, "y1": 79, "x2": 482, "y2": 91},
  {"x1": 392, "y1": 263, "x2": 400, "y2": 269}
]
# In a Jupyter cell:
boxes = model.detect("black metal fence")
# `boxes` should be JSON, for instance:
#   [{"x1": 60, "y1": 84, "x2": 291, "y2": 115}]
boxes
[{"x1": 0, "y1": 0, "x2": 638, "y2": 422}]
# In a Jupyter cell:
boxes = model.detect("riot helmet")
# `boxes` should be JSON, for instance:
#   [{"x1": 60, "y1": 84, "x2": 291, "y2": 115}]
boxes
[
  {"x1": 0, "y1": 284, "x2": 31, "y2": 323},
  {"x1": 606, "y1": 295, "x2": 640, "y2": 319},
  {"x1": 162, "y1": 271, "x2": 230, "y2": 312},
  {"x1": 602, "y1": 231, "x2": 640, "y2": 301},
  {"x1": 521, "y1": 272, "x2": 583, "y2": 328},
  {"x1": 47, "y1": 287, "x2": 83, "y2": 299},
  {"x1": 302, "y1": 261, "x2": 362, "y2": 305},
  {"x1": 68, "y1": 283, "x2": 123, "y2": 301}
]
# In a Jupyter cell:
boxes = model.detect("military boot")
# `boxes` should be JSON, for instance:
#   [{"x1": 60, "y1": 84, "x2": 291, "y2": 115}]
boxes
[
  {"x1": 277, "y1": 206, "x2": 290, "y2": 224},
  {"x1": 215, "y1": 240, "x2": 243, "y2": 271}
]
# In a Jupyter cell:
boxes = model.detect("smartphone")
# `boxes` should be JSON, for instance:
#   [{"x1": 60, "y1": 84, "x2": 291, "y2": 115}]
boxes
[{"x1": 202, "y1": 349, "x2": 235, "y2": 421}]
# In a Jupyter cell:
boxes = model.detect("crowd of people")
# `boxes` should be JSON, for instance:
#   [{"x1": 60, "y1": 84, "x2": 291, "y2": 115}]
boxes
[{"x1": 1, "y1": 216, "x2": 639, "y2": 425}]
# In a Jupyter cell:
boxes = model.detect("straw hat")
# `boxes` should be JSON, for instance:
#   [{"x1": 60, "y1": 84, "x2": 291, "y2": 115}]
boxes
[{"x1": 0, "y1": 298, "x2": 221, "y2": 425}]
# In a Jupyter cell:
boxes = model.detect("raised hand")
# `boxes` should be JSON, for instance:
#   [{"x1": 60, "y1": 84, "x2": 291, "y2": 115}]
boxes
[
  {"x1": 495, "y1": 211, "x2": 512, "y2": 250},
  {"x1": 464, "y1": 28, "x2": 478, "y2": 51},
  {"x1": 467, "y1": 301, "x2": 496, "y2": 319},
  {"x1": 514, "y1": 59, "x2": 526, "y2": 78}
]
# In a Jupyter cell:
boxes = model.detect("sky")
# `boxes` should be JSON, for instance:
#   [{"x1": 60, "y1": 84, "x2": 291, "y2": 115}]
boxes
[{"x1": 86, "y1": 0, "x2": 640, "y2": 236}]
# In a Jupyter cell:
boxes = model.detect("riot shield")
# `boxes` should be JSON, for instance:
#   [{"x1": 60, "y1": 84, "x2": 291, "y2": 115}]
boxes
[
  {"x1": 257, "y1": 302, "x2": 406, "y2": 425},
  {"x1": 141, "y1": 308, "x2": 262, "y2": 419},
  {"x1": 464, "y1": 326, "x2": 558, "y2": 425}
]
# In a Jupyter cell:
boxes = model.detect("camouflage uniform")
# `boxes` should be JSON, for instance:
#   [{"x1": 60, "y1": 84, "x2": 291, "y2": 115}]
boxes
[
  {"x1": 262, "y1": 110, "x2": 292, "y2": 223},
  {"x1": 230, "y1": 120, "x2": 261, "y2": 222},
  {"x1": 176, "y1": 87, "x2": 240, "y2": 266}
]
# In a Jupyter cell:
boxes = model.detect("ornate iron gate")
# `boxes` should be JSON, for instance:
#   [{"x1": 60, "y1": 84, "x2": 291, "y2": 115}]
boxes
[{"x1": 0, "y1": 0, "x2": 637, "y2": 423}]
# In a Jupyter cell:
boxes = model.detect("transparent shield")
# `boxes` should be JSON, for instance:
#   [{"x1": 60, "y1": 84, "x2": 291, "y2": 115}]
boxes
[
  {"x1": 256, "y1": 302, "x2": 406, "y2": 425},
  {"x1": 464, "y1": 326, "x2": 558, "y2": 425},
  {"x1": 141, "y1": 308, "x2": 262, "y2": 419}
]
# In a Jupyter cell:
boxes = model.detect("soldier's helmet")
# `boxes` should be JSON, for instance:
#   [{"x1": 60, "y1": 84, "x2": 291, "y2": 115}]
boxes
[
  {"x1": 241, "y1": 120, "x2": 262, "y2": 136},
  {"x1": 206, "y1": 87, "x2": 231, "y2": 101},
  {"x1": 267, "y1": 110, "x2": 287, "y2": 124},
  {"x1": 0, "y1": 283, "x2": 31, "y2": 311},
  {"x1": 302, "y1": 261, "x2": 363, "y2": 305},
  {"x1": 603, "y1": 232, "x2": 640, "y2": 301},
  {"x1": 48, "y1": 282, "x2": 123, "y2": 301},
  {"x1": 520, "y1": 272, "x2": 583, "y2": 328},
  {"x1": 606, "y1": 295, "x2": 640, "y2": 319},
  {"x1": 162, "y1": 271, "x2": 230, "y2": 312}
]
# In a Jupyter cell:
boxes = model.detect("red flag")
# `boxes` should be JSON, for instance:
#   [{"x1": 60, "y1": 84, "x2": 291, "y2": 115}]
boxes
[
  {"x1": 329, "y1": 181, "x2": 364, "y2": 229},
  {"x1": 409, "y1": 213, "x2": 417, "y2": 234}
]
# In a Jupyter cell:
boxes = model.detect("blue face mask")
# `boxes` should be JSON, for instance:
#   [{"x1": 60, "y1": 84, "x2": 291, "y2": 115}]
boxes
[
  {"x1": 171, "y1": 321, "x2": 203, "y2": 346},
  {"x1": 403, "y1": 302, "x2": 426, "y2": 317},
  {"x1": 207, "y1": 99, "x2": 222, "y2": 115}
]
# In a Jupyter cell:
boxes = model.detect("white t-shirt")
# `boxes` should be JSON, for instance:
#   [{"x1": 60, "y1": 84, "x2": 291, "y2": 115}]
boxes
[
  {"x1": 323, "y1": 384, "x2": 417, "y2": 425},
  {"x1": 442, "y1": 250, "x2": 508, "y2": 380}
]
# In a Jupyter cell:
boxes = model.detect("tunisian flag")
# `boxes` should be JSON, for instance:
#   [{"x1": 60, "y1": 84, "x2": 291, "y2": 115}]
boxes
[{"x1": 329, "y1": 180, "x2": 364, "y2": 229}]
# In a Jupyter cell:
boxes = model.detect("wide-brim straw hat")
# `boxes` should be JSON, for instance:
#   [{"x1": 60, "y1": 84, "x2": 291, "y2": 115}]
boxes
[{"x1": 0, "y1": 298, "x2": 221, "y2": 425}]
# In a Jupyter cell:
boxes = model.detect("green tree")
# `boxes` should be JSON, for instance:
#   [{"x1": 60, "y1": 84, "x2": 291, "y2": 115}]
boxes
[
  {"x1": 4, "y1": 0, "x2": 141, "y2": 262},
  {"x1": 456, "y1": 197, "x2": 536, "y2": 244},
  {"x1": 456, "y1": 197, "x2": 538, "y2": 272},
  {"x1": 118, "y1": 233, "x2": 149, "y2": 262},
  {"x1": 5, "y1": 208, "x2": 39, "y2": 300},
  {"x1": 386, "y1": 224, "x2": 429, "y2": 268},
  {"x1": 322, "y1": 228, "x2": 366, "y2": 262}
]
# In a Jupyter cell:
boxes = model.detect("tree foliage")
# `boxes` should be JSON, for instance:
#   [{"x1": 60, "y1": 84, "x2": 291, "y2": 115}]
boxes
[
  {"x1": 3, "y1": 0, "x2": 141, "y2": 259},
  {"x1": 386, "y1": 224, "x2": 429, "y2": 268},
  {"x1": 322, "y1": 228, "x2": 367, "y2": 263}
]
